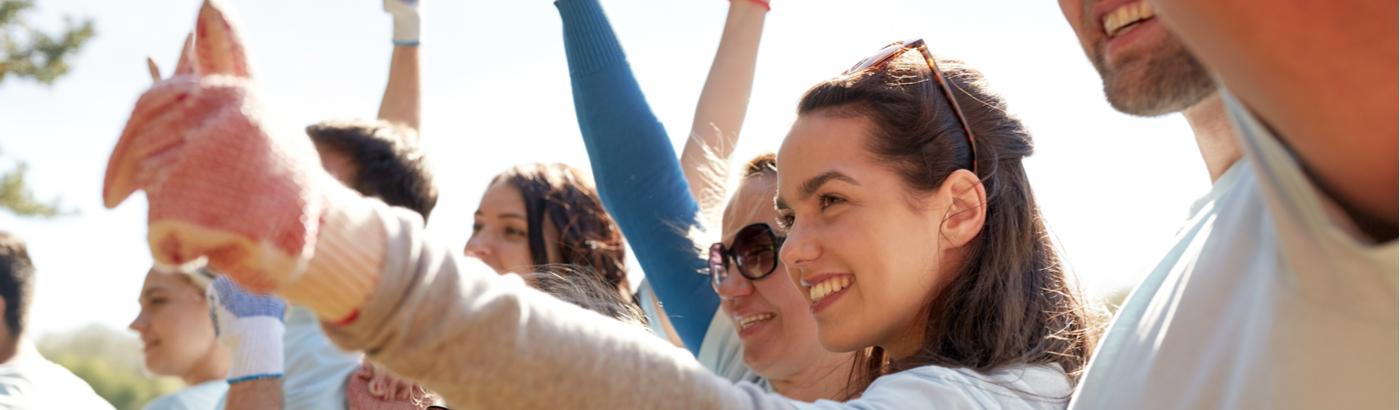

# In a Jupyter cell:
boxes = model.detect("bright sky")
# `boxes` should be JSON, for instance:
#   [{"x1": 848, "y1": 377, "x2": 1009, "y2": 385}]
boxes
[{"x1": 1, "y1": 0, "x2": 1209, "y2": 338}]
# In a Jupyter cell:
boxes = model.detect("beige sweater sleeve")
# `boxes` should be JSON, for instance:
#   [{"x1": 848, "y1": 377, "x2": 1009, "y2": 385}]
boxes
[{"x1": 318, "y1": 204, "x2": 794, "y2": 410}]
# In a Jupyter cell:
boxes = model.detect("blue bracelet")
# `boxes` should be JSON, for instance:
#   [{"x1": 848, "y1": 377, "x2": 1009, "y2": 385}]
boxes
[{"x1": 228, "y1": 373, "x2": 283, "y2": 384}]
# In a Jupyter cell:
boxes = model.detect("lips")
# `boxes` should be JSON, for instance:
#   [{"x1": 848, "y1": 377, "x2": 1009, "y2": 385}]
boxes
[
  {"x1": 807, "y1": 275, "x2": 853, "y2": 304},
  {"x1": 1102, "y1": 1, "x2": 1155, "y2": 39},
  {"x1": 736, "y1": 313, "x2": 775, "y2": 330}
]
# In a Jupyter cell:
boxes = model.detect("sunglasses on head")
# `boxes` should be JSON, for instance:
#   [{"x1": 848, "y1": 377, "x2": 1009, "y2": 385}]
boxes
[
  {"x1": 843, "y1": 38, "x2": 978, "y2": 174},
  {"x1": 708, "y1": 223, "x2": 787, "y2": 292}
]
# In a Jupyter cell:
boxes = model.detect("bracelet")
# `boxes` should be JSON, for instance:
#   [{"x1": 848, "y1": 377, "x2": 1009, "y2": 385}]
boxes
[{"x1": 730, "y1": 0, "x2": 770, "y2": 11}]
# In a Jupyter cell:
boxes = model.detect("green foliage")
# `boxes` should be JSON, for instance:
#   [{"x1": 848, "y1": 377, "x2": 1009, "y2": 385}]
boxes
[
  {"x1": 0, "y1": 0, "x2": 94, "y2": 85},
  {"x1": 0, "y1": 160, "x2": 64, "y2": 217},
  {"x1": 37, "y1": 324, "x2": 185, "y2": 410}
]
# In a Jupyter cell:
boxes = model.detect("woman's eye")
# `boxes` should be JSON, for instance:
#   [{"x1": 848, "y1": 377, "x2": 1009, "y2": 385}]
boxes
[
  {"x1": 777, "y1": 214, "x2": 795, "y2": 230},
  {"x1": 149, "y1": 297, "x2": 167, "y2": 306},
  {"x1": 505, "y1": 227, "x2": 527, "y2": 237},
  {"x1": 471, "y1": 223, "x2": 484, "y2": 232},
  {"x1": 819, "y1": 195, "x2": 844, "y2": 209}
]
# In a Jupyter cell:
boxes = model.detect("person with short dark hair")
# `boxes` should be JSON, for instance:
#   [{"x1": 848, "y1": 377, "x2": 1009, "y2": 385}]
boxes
[
  {"x1": 307, "y1": 119, "x2": 436, "y2": 222},
  {"x1": 0, "y1": 232, "x2": 115, "y2": 409}
]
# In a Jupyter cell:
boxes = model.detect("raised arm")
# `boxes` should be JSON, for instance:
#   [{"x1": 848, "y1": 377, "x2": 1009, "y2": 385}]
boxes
[
  {"x1": 556, "y1": 0, "x2": 719, "y2": 356},
  {"x1": 1149, "y1": 0, "x2": 1398, "y2": 239},
  {"x1": 680, "y1": 0, "x2": 768, "y2": 223},
  {"x1": 378, "y1": 0, "x2": 422, "y2": 133}
]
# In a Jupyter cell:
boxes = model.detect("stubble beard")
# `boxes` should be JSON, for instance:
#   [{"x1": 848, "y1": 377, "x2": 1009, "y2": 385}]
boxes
[{"x1": 1091, "y1": 34, "x2": 1216, "y2": 117}]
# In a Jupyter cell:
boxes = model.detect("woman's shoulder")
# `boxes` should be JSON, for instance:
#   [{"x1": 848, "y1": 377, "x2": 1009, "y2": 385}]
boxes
[
  {"x1": 860, "y1": 364, "x2": 1072, "y2": 410},
  {"x1": 141, "y1": 381, "x2": 229, "y2": 410}
]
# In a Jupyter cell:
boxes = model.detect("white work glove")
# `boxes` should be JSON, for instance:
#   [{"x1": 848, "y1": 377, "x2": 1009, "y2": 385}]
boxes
[
  {"x1": 384, "y1": 0, "x2": 421, "y2": 46},
  {"x1": 208, "y1": 276, "x2": 288, "y2": 383}
]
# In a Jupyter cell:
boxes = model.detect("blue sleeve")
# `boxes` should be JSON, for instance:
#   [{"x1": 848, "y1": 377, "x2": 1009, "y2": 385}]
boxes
[{"x1": 556, "y1": 0, "x2": 719, "y2": 357}]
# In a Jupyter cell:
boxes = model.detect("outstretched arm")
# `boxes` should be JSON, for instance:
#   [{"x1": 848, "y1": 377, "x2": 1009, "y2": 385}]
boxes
[
  {"x1": 1149, "y1": 0, "x2": 1398, "y2": 239},
  {"x1": 378, "y1": 0, "x2": 422, "y2": 133},
  {"x1": 680, "y1": 0, "x2": 768, "y2": 222},
  {"x1": 557, "y1": 0, "x2": 720, "y2": 356}
]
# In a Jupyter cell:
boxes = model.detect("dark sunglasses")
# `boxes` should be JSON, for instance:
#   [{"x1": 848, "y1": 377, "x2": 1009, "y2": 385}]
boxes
[
  {"x1": 843, "y1": 38, "x2": 978, "y2": 174},
  {"x1": 708, "y1": 223, "x2": 787, "y2": 292}
]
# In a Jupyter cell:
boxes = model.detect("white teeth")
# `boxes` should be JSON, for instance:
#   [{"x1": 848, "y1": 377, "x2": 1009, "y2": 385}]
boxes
[
  {"x1": 737, "y1": 313, "x2": 775, "y2": 330},
  {"x1": 808, "y1": 276, "x2": 853, "y2": 304},
  {"x1": 1103, "y1": 1, "x2": 1155, "y2": 39}
]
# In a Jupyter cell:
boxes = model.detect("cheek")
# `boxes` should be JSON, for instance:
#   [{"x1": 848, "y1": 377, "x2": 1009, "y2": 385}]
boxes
[{"x1": 499, "y1": 242, "x2": 536, "y2": 271}]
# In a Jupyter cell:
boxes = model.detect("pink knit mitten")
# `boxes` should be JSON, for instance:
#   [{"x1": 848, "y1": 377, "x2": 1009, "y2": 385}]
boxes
[{"x1": 105, "y1": 0, "x2": 382, "y2": 321}]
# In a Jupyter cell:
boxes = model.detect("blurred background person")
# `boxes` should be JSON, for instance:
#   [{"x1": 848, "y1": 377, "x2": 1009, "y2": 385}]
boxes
[
  {"x1": 129, "y1": 265, "x2": 228, "y2": 410},
  {"x1": 0, "y1": 232, "x2": 115, "y2": 409}
]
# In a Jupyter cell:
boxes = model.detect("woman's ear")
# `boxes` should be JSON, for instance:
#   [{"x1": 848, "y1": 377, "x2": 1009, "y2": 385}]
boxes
[{"x1": 939, "y1": 169, "x2": 987, "y2": 248}]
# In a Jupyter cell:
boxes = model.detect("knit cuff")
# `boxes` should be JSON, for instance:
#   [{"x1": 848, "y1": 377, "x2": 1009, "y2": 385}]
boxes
[
  {"x1": 278, "y1": 184, "x2": 386, "y2": 323},
  {"x1": 556, "y1": 0, "x2": 627, "y2": 75}
]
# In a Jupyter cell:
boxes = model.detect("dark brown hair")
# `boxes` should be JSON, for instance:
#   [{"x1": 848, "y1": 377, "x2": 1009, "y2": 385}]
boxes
[
  {"x1": 796, "y1": 51, "x2": 1100, "y2": 397},
  {"x1": 307, "y1": 119, "x2": 438, "y2": 221},
  {"x1": 491, "y1": 163, "x2": 629, "y2": 295},
  {"x1": 0, "y1": 232, "x2": 35, "y2": 338}
]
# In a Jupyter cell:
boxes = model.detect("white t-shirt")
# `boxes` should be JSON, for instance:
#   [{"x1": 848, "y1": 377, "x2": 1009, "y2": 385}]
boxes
[
  {"x1": 142, "y1": 379, "x2": 227, "y2": 410},
  {"x1": 0, "y1": 340, "x2": 115, "y2": 410},
  {"x1": 792, "y1": 364, "x2": 1070, "y2": 410},
  {"x1": 1067, "y1": 89, "x2": 1398, "y2": 409}
]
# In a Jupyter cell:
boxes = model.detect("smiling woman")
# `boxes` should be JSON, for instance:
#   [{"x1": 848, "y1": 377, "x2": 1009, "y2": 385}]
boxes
[
  {"x1": 128, "y1": 266, "x2": 230, "y2": 410},
  {"x1": 776, "y1": 48, "x2": 1102, "y2": 398},
  {"x1": 465, "y1": 163, "x2": 630, "y2": 300}
]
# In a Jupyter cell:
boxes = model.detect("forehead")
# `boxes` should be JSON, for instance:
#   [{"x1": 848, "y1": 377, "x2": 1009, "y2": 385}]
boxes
[
  {"x1": 142, "y1": 269, "x2": 194, "y2": 294},
  {"x1": 776, "y1": 114, "x2": 875, "y2": 196},
  {"x1": 722, "y1": 174, "x2": 781, "y2": 239},
  {"x1": 477, "y1": 180, "x2": 526, "y2": 215}
]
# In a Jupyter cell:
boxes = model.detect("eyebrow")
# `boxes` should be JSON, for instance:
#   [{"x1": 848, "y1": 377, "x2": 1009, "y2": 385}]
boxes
[
  {"x1": 141, "y1": 286, "x2": 166, "y2": 299},
  {"x1": 800, "y1": 171, "x2": 858, "y2": 199},
  {"x1": 475, "y1": 211, "x2": 527, "y2": 221},
  {"x1": 776, "y1": 171, "x2": 858, "y2": 211}
]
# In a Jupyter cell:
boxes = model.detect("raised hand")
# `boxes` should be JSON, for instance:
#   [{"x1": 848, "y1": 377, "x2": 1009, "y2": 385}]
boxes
[
  {"x1": 104, "y1": 0, "x2": 332, "y2": 293},
  {"x1": 384, "y1": 0, "x2": 421, "y2": 46},
  {"x1": 347, "y1": 361, "x2": 434, "y2": 410},
  {"x1": 208, "y1": 276, "x2": 288, "y2": 383}
]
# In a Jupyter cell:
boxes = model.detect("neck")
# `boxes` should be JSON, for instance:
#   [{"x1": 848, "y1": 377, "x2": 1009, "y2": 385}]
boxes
[
  {"x1": 1181, "y1": 92, "x2": 1242, "y2": 183},
  {"x1": 180, "y1": 344, "x2": 230, "y2": 386},
  {"x1": 768, "y1": 352, "x2": 855, "y2": 402},
  {"x1": 0, "y1": 328, "x2": 18, "y2": 365}
]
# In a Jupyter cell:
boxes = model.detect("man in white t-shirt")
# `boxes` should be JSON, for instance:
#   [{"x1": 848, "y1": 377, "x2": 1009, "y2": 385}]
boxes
[
  {"x1": 0, "y1": 232, "x2": 116, "y2": 410},
  {"x1": 1056, "y1": 0, "x2": 1397, "y2": 408}
]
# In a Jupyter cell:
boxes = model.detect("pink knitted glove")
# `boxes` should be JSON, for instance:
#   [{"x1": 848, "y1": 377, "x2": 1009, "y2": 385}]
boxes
[
  {"x1": 346, "y1": 362, "x2": 433, "y2": 410},
  {"x1": 105, "y1": 0, "x2": 383, "y2": 322}
]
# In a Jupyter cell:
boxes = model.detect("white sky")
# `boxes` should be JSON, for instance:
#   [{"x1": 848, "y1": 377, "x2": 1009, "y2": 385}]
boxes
[{"x1": 1, "y1": 0, "x2": 1209, "y2": 338}]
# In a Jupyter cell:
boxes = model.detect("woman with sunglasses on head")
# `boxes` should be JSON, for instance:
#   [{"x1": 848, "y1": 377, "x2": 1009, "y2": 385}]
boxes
[
  {"x1": 555, "y1": 0, "x2": 855, "y2": 400},
  {"x1": 110, "y1": 2, "x2": 1099, "y2": 407}
]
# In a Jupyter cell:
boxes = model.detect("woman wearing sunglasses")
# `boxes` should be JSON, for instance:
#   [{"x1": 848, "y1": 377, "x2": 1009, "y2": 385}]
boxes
[{"x1": 552, "y1": 0, "x2": 854, "y2": 401}]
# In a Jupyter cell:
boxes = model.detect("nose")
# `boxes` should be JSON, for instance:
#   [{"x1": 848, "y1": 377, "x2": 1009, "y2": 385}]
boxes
[
  {"x1": 778, "y1": 222, "x2": 820, "y2": 272},
  {"x1": 464, "y1": 232, "x2": 492, "y2": 259},
  {"x1": 129, "y1": 311, "x2": 148, "y2": 333},
  {"x1": 715, "y1": 263, "x2": 755, "y2": 300}
]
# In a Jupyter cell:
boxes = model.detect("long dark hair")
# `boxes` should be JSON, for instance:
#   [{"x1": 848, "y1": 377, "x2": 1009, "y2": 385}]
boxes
[
  {"x1": 796, "y1": 51, "x2": 1101, "y2": 397},
  {"x1": 490, "y1": 163, "x2": 629, "y2": 295}
]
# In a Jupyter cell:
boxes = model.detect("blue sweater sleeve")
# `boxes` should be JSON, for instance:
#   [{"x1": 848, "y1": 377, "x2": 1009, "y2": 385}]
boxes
[{"x1": 556, "y1": 0, "x2": 719, "y2": 357}]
